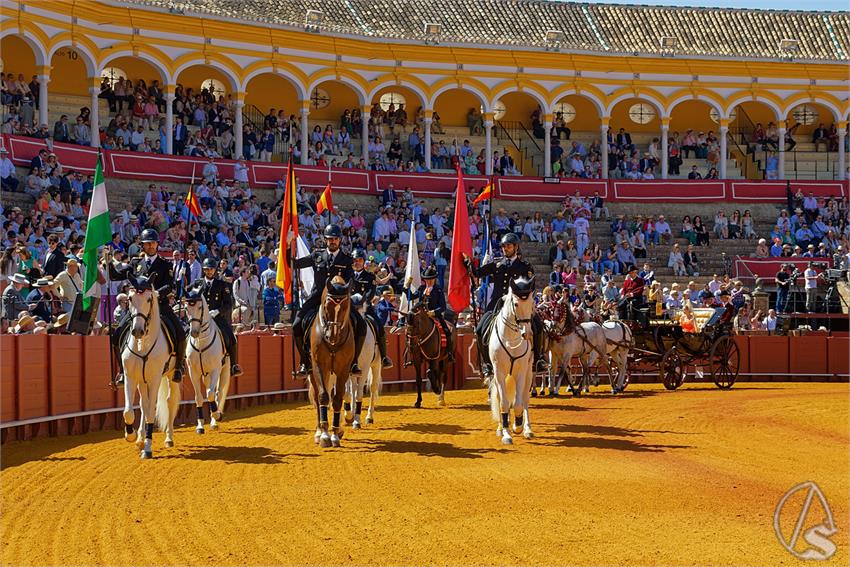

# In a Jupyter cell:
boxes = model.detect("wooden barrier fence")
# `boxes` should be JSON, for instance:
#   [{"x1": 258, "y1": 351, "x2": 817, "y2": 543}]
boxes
[{"x1": 1, "y1": 332, "x2": 847, "y2": 443}]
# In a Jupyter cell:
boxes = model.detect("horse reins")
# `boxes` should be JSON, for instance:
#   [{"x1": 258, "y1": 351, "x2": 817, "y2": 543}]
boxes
[
  {"x1": 124, "y1": 292, "x2": 159, "y2": 383},
  {"x1": 406, "y1": 306, "x2": 442, "y2": 361},
  {"x1": 318, "y1": 294, "x2": 351, "y2": 353},
  {"x1": 187, "y1": 300, "x2": 221, "y2": 378},
  {"x1": 496, "y1": 296, "x2": 532, "y2": 376}
]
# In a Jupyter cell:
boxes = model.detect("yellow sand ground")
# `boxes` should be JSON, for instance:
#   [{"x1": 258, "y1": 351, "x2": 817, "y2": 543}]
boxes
[{"x1": 1, "y1": 382, "x2": 847, "y2": 566}]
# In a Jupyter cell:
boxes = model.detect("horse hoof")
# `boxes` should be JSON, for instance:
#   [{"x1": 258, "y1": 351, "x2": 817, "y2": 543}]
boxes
[
  {"x1": 437, "y1": 399, "x2": 446, "y2": 407},
  {"x1": 331, "y1": 435, "x2": 341, "y2": 448},
  {"x1": 196, "y1": 427, "x2": 205, "y2": 434},
  {"x1": 140, "y1": 450, "x2": 153, "y2": 459},
  {"x1": 212, "y1": 411, "x2": 223, "y2": 421},
  {"x1": 413, "y1": 401, "x2": 421, "y2": 408},
  {"x1": 365, "y1": 416, "x2": 374, "y2": 425},
  {"x1": 495, "y1": 428, "x2": 503, "y2": 438},
  {"x1": 335, "y1": 427, "x2": 345, "y2": 440},
  {"x1": 523, "y1": 430, "x2": 534, "y2": 439},
  {"x1": 209, "y1": 422, "x2": 219, "y2": 430},
  {"x1": 124, "y1": 431, "x2": 136, "y2": 443},
  {"x1": 344, "y1": 415, "x2": 354, "y2": 425},
  {"x1": 501, "y1": 436, "x2": 513, "y2": 446},
  {"x1": 531, "y1": 389, "x2": 538, "y2": 398},
  {"x1": 135, "y1": 437, "x2": 145, "y2": 448},
  {"x1": 319, "y1": 434, "x2": 331, "y2": 448},
  {"x1": 164, "y1": 440, "x2": 174, "y2": 448},
  {"x1": 352, "y1": 421, "x2": 361, "y2": 430}
]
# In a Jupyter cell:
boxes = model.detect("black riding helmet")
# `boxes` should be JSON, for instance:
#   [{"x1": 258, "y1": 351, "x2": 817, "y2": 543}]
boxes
[
  {"x1": 352, "y1": 249, "x2": 367, "y2": 260},
  {"x1": 202, "y1": 257, "x2": 218, "y2": 270},
  {"x1": 324, "y1": 224, "x2": 342, "y2": 238},
  {"x1": 140, "y1": 228, "x2": 159, "y2": 243},
  {"x1": 500, "y1": 233, "x2": 520, "y2": 246}
]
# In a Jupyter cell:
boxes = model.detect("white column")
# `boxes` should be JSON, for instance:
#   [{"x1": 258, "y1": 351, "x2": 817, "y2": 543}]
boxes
[
  {"x1": 719, "y1": 124, "x2": 729, "y2": 180},
  {"x1": 37, "y1": 74, "x2": 50, "y2": 127},
  {"x1": 165, "y1": 92, "x2": 175, "y2": 154},
  {"x1": 661, "y1": 122, "x2": 670, "y2": 180},
  {"x1": 484, "y1": 118, "x2": 494, "y2": 175},
  {"x1": 424, "y1": 115, "x2": 433, "y2": 170},
  {"x1": 234, "y1": 100, "x2": 244, "y2": 160},
  {"x1": 777, "y1": 122, "x2": 787, "y2": 180},
  {"x1": 300, "y1": 106, "x2": 310, "y2": 165},
  {"x1": 361, "y1": 104, "x2": 370, "y2": 165},
  {"x1": 89, "y1": 87, "x2": 100, "y2": 148},
  {"x1": 838, "y1": 122, "x2": 847, "y2": 181},
  {"x1": 543, "y1": 115, "x2": 552, "y2": 177},
  {"x1": 600, "y1": 122, "x2": 609, "y2": 179}
]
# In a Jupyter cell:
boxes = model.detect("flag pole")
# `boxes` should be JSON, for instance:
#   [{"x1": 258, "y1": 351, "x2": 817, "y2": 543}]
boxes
[
  {"x1": 96, "y1": 149, "x2": 117, "y2": 390},
  {"x1": 181, "y1": 164, "x2": 196, "y2": 298}
]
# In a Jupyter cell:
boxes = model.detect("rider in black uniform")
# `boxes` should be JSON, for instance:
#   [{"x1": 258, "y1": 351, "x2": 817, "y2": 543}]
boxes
[
  {"x1": 109, "y1": 228, "x2": 187, "y2": 384},
  {"x1": 415, "y1": 265, "x2": 455, "y2": 362},
  {"x1": 465, "y1": 232, "x2": 546, "y2": 378},
  {"x1": 189, "y1": 257, "x2": 243, "y2": 376},
  {"x1": 292, "y1": 224, "x2": 367, "y2": 375},
  {"x1": 351, "y1": 249, "x2": 393, "y2": 368}
]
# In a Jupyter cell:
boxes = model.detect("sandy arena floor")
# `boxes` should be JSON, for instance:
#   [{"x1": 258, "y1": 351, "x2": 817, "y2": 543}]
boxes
[{"x1": 1, "y1": 382, "x2": 847, "y2": 566}]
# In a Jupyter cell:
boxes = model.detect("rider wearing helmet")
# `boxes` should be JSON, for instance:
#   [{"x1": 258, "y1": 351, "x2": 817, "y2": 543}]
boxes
[
  {"x1": 108, "y1": 228, "x2": 187, "y2": 384},
  {"x1": 191, "y1": 257, "x2": 243, "y2": 376},
  {"x1": 351, "y1": 249, "x2": 393, "y2": 368},
  {"x1": 464, "y1": 232, "x2": 546, "y2": 378},
  {"x1": 415, "y1": 265, "x2": 454, "y2": 362},
  {"x1": 292, "y1": 224, "x2": 367, "y2": 375}
]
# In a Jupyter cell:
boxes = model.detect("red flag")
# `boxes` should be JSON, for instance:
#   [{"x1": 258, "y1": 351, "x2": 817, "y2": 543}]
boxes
[
  {"x1": 316, "y1": 182, "x2": 333, "y2": 214},
  {"x1": 472, "y1": 182, "x2": 494, "y2": 205},
  {"x1": 448, "y1": 164, "x2": 473, "y2": 313},
  {"x1": 275, "y1": 156, "x2": 299, "y2": 303},
  {"x1": 185, "y1": 184, "x2": 201, "y2": 218}
]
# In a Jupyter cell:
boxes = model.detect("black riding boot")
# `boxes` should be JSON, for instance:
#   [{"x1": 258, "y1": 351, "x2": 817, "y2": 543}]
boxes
[
  {"x1": 440, "y1": 319, "x2": 455, "y2": 363},
  {"x1": 228, "y1": 339, "x2": 243, "y2": 377},
  {"x1": 532, "y1": 315, "x2": 548, "y2": 372},
  {"x1": 376, "y1": 325, "x2": 393, "y2": 368},
  {"x1": 294, "y1": 328, "x2": 310, "y2": 375}
]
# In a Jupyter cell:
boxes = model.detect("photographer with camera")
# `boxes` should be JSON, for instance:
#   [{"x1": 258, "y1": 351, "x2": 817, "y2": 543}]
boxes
[{"x1": 774, "y1": 263, "x2": 798, "y2": 314}]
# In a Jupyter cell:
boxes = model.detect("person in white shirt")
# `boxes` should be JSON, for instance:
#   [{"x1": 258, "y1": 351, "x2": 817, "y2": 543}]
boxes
[
  {"x1": 803, "y1": 262, "x2": 819, "y2": 312},
  {"x1": 129, "y1": 126, "x2": 145, "y2": 150},
  {"x1": 765, "y1": 309, "x2": 778, "y2": 332},
  {"x1": 0, "y1": 149, "x2": 18, "y2": 192},
  {"x1": 655, "y1": 215, "x2": 672, "y2": 244},
  {"x1": 232, "y1": 266, "x2": 260, "y2": 324},
  {"x1": 202, "y1": 157, "x2": 219, "y2": 184},
  {"x1": 573, "y1": 215, "x2": 590, "y2": 256},
  {"x1": 668, "y1": 244, "x2": 686, "y2": 276}
]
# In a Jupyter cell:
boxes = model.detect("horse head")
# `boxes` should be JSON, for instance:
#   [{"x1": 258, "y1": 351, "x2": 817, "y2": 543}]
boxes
[
  {"x1": 183, "y1": 283, "x2": 208, "y2": 339},
  {"x1": 508, "y1": 275, "x2": 536, "y2": 338},
  {"x1": 321, "y1": 276, "x2": 351, "y2": 344},
  {"x1": 128, "y1": 275, "x2": 157, "y2": 339}
]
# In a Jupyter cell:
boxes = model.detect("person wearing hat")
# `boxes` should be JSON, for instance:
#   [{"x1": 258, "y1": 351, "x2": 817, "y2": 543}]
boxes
[
  {"x1": 108, "y1": 228, "x2": 187, "y2": 384},
  {"x1": 351, "y1": 249, "x2": 392, "y2": 368},
  {"x1": 375, "y1": 286, "x2": 396, "y2": 327},
  {"x1": 50, "y1": 312, "x2": 70, "y2": 335},
  {"x1": 54, "y1": 256, "x2": 83, "y2": 314},
  {"x1": 2, "y1": 273, "x2": 30, "y2": 322},
  {"x1": 717, "y1": 289, "x2": 736, "y2": 325},
  {"x1": 13, "y1": 313, "x2": 36, "y2": 334},
  {"x1": 25, "y1": 277, "x2": 54, "y2": 322},
  {"x1": 193, "y1": 257, "x2": 242, "y2": 377},
  {"x1": 618, "y1": 264, "x2": 646, "y2": 320},
  {"x1": 292, "y1": 223, "x2": 365, "y2": 376},
  {"x1": 464, "y1": 232, "x2": 545, "y2": 378},
  {"x1": 413, "y1": 265, "x2": 454, "y2": 363},
  {"x1": 0, "y1": 147, "x2": 18, "y2": 193}
]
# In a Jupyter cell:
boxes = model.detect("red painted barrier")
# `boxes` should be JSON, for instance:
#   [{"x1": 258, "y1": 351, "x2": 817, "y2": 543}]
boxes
[
  {"x1": 827, "y1": 337, "x2": 849, "y2": 376},
  {"x1": 49, "y1": 335, "x2": 84, "y2": 415},
  {"x1": 237, "y1": 335, "x2": 260, "y2": 395},
  {"x1": 733, "y1": 335, "x2": 750, "y2": 377},
  {"x1": 3, "y1": 134, "x2": 846, "y2": 203},
  {"x1": 789, "y1": 336, "x2": 829, "y2": 377},
  {"x1": 747, "y1": 335, "x2": 789, "y2": 378},
  {"x1": 281, "y1": 333, "x2": 302, "y2": 392},
  {"x1": 16, "y1": 334, "x2": 49, "y2": 420},
  {"x1": 83, "y1": 336, "x2": 115, "y2": 410},
  {"x1": 256, "y1": 335, "x2": 280, "y2": 392},
  {"x1": 1, "y1": 335, "x2": 17, "y2": 422}
]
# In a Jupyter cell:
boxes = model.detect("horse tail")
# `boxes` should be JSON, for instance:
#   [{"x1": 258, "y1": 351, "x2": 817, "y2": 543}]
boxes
[
  {"x1": 156, "y1": 377, "x2": 181, "y2": 432},
  {"x1": 489, "y1": 378, "x2": 500, "y2": 422}
]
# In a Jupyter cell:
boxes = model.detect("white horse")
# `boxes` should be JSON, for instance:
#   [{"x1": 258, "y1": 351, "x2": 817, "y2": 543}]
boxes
[
  {"x1": 600, "y1": 320, "x2": 633, "y2": 393},
  {"x1": 343, "y1": 297, "x2": 383, "y2": 429},
  {"x1": 488, "y1": 277, "x2": 536, "y2": 445},
  {"x1": 184, "y1": 292, "x2": 232, "y2": 434},
  {"x1": 546, "y1": 321, "x2": 610, "y2": 396},
  {"x1": 121, "y1": 284, "x2": 182, "y2": 459}
]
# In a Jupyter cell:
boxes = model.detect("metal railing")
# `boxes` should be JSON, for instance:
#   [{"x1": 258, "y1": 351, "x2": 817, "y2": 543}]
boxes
[{"x1": 495, "y1": 120, "x2": 543, "y2": 176}]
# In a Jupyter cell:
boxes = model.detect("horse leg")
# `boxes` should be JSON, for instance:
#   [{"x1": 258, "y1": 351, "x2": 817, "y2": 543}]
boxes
[
  {"x1": 494, "y1": 371, "x2": 513, "y2": 445},
  {"x1": 309, "y1": 378, "x2": 322, "y2": 445},
  {"x1": 190, "y1": 362, "x2": 206, "y2": 434},
  {"x1": 366, "y1": 363, "x2": 379, "y2": 425},
  {"x1": 519, "y1": 370, "x2": 534, "y2": 439},
  {"x1": 330, "y1": 373, "x2": 346, "y2": 447},
  {"x1": 139, "y1": 379, "x2": 158, "y2": 459},
  {"x1": 343, "y1": 379, "x2": 354, "y2": 425},
  {"x1": 316, "y1": 368, "x2": 332, "y2": 448},
  {"x1": 435, "y1": 361, "x2": 446, "y2": 407},
  {"x1": 352, "y1": 378, "x2": 364, "y2": 430},
  {"x1": 213, "y1": 366, "x2": 232, "y2": 427},
  {"x1": 413, "y1": 363, "x2": 423, "y2": 408},
  {"x1": 207, "y1": 369, "x2": 222, "y2": 429},
  {"x1": 122, "y1": 372, "x2": 137, "y2": 443}
]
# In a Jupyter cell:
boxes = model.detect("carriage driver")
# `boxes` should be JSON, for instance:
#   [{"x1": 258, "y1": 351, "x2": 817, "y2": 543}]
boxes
[
  {"x1": 108, "y1": 228, "x2": 187, "y2": 385},
  {"x1": 351, "y1": 249, "x2": 393, "y2": 368},
  {"x1": 618, "y1": 264, "x2": 646, "y2": 320},
  {"x1": 292, "y1": 224, "x2": 368, "y2": 376},
  {"x1": 464, "y1": 232, "x2": 546, "y2": 379},
  {"x1": 192, "y1": 257, "x2": 243, "y2": 377}
]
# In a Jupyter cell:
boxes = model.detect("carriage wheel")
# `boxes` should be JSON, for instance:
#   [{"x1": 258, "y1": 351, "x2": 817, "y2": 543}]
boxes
[
  {"x1": 709, "y1": 336, "x2": 739, "y2": 389},
  {"x1": 660, "y1": 348, "x2": 685, "y2": 390}
]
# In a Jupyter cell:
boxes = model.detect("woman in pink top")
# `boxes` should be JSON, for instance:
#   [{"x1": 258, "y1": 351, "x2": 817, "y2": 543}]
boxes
[{"x1": 143, "y1": 97, "x2": 159, "y2": 130}]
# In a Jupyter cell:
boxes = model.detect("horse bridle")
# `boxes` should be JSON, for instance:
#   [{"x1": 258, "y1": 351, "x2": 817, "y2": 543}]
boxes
[
  {"x1": 318, "y1": 293, "x2": 350, "y2": 351},
  {"x1": 125, "y1": 290, "x2": 157, "y2": 382},
  {"x1": 129, "y1": 291, "x2": 154, "y2": 338},
  {"x1": 185, "y1": 298, "x2": 220, "y2": 378},
  {"x1": 406, "y1": 304, "x2": 441, "y2": 361},
  {"x1": 495, "y1": 294, "x2": 532, "y2": 375}
]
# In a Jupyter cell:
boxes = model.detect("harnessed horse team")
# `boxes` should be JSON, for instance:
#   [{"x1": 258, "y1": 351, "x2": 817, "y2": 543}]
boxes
[{"x1": 110, "y1": 226, "x2": 638, "y2": 457}]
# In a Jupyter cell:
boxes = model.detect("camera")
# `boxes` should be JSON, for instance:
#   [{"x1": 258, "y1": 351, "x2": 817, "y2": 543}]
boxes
[{"x1": 812, "y1": 261, "x2": 828, "y2": 270}]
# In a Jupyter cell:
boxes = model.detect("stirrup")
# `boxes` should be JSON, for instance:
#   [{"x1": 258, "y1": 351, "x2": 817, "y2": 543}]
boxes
[
  {"x1": 297, "y1": 363, "x2": 309, "y2": 375},
  {"x1": 172, "y1": 368, "x2": 183, "y2": 383},
  {"x1": 350, "y1": 363, "x2": 362, "y2": 375},
  {"x1": 230, "y1": 364, "x2": 243, "y2": 377},
  {"x1": 381, "y1": 356, "x2": 394, "y2": 369}
]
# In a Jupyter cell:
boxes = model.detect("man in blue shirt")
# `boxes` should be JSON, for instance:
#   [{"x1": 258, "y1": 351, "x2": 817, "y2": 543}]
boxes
[
  {"x1": 795, "y1": 223, "x2": 814, "y2": 250},
  {"x1": 262, "y1": 279, "x2": 283, "y2": 325},
  {"x1": 375, "y1": 286, "x2": 396, "y2": 326}
]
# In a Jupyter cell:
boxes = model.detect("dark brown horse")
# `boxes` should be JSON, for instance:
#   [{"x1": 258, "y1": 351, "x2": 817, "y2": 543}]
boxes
[
  {"x1": 404, "y1": 301, "x2": 455, "y2": 408},
  {"x1": 309, "y1": 276, "x2": 355, "y2": 448}
]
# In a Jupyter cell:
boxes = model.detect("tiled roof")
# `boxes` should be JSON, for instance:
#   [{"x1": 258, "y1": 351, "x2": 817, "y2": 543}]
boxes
[{"x1": 121, "y1": 0, "x2": 850, "y2": 61}]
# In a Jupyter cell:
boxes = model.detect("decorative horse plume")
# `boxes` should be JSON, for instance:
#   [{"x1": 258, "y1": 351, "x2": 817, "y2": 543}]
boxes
[
  {"x1": 326, "y1": 276, "x2": 351, "y2": 297},
  {"x1": 510, "y1": 275, "x2": 536, "y2": 299},
  {"x1": 129, "y1": 274, "x2": 153, "y2": 293}
]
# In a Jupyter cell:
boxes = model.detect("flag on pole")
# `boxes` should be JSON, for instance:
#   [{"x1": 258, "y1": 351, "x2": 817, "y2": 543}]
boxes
[
  {"x1": 448, "y1": 164, "x2": 473, "y2": 313},
  {"x1": 185, "y1": 184, "x2": 201, "y2": 217},
  {"x1": 472, "y1": 181, "x2": 495, "y2": 205},
  {"x1": 479, "y1": 217, "x2": 494, "y2": 307},
  {"x1": 296, "y1": 235, "x2": 314, "y2": 296},
  {"x1": 316, "y1": 182, "x2": 333, "y2": 215},
  {"x1": 82, "y1": 154, "x2": 111, "y2": 311},
  {"x1": 275, "y1": 155, "x2": 299, "y2": 303},
  {"x1": 398, "y1": 220, "x2": 420, "y2": 315}
]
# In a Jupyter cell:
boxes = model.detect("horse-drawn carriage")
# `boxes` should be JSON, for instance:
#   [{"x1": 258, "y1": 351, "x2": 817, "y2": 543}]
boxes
[{"x1": 617, "y1": 305, "x2": 740, "y2": 390}]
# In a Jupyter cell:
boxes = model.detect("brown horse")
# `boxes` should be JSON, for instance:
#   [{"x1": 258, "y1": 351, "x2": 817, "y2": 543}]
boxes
[
  {"x1": 405, "y1": 301, "x2": 455, "y2": 408},
  {"x1": 309, "y1": 276, "x2": 355, "y2": 448}
]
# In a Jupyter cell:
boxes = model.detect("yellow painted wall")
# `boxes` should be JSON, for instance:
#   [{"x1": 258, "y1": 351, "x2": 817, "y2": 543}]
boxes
[
  {"x1": 309, "y1": 80, "x2": 359, "y2": 122},
  {"x1": 669, "y1": 100, "x2": 719, "y2": 134},
  {"x1": 554, "y1": 94, "x2": 600, "y2": 131},
  {"x1": 101, "y1": 56, "x2": 165, "y2": 84},
  {"x1": 0, "y1": 36, "x2": 36, "y2": 77},
  {"x1": 610, "y1": 98, "x2": 660, "y2": 132},
  {"x1": 500, "y1": 91, "x2": 540, "y2": 122},
  {"x1": 244, "y1": 74, "x2": 299, "y2": 116},
  {"x1": 49, "y1": 48, "x2": 88, "y2": 95},
  {"x1": 175, "y1": 65, "x2": 236, "y2": 98},
  {"x1": 434, "y1": 89, "x2": 482, "y2": 126},
  {"x1": 371, "y1": 85, "x2": 424, "y2": 115}
]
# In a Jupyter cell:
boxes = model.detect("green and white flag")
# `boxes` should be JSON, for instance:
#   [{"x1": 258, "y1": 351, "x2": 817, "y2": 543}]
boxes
[{"x1": 82, "y1": 154, "x2": 111, "y2": 310}]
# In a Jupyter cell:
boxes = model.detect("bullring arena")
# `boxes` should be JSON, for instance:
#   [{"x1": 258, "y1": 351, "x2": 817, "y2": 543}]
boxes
[{"x1": 1, "y1": 0, "x2": 850, "y2": 565}]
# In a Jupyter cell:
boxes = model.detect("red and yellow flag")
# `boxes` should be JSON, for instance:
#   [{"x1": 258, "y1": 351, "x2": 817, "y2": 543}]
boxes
[
  {"x1": 275, "y1": 156, "x2": 299, "y2": 303},
  {"x1": 472, "y1": 181, "x2": 494, "y2": 205},
  {"x1": 185, "y1": 184, "x2": 201, "y2": 218},
  {"x1": 316, "y1": 182, "x2": 333, "y2": 215}
]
